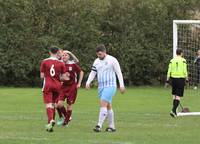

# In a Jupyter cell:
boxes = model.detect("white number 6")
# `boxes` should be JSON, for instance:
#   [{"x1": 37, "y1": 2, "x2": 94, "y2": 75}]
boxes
[{"x1": 50, "y1": 65, "x2": 55, "y2": 76}]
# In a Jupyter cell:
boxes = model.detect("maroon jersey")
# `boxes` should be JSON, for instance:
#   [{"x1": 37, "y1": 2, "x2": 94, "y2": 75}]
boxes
[
  {"x1": 40, "y1": 57, "x2": 67, "y2": 91},
  {"x1": 63, "y1": 61, "x2": 81, "y2": 86}
]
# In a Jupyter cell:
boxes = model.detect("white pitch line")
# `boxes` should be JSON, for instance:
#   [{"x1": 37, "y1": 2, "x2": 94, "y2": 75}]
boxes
[
  {"x1": 177, "y1": 112, "x2": 200, "y2": 116},
  {"x1": 0, "y1": 110, "x2": 43, "y2": 113},
  {"x1": 86, "y1": 140, "x2": 133, "y2": 144},
  {"x1": 0, "y1": 115, "x2": 45, "y2": 120},
  {"x1": 0, "y1": 136, "x2": 48, "y2": 141},
  {"x1": 0, "y1": 111, "x2": 162, "y2": 116}
]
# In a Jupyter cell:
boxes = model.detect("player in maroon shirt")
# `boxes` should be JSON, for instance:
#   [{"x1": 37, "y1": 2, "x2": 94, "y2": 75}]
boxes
[
  {"x1": 40, "y1": 46, "x2": 69, "y2": 132},
  {"x1": 56, "y1": 50, "x2": 84, "y2": 126}
]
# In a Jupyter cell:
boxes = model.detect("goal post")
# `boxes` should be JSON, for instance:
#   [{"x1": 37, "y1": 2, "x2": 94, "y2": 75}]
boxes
[
  {"x1": 173, "y1": 20, "x2": 200, "y2": 88},
  {"x1": 173, "y1": 20, "x2": 200, "y2": 57},
  {"x1": 173, "y1": 20, "x2": 200, "y2": 116}
]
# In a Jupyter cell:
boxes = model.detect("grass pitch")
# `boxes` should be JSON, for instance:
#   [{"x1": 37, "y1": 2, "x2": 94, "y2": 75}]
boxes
[{"x1": 0, "y1": 87, "x2": 200, "y2": 144}]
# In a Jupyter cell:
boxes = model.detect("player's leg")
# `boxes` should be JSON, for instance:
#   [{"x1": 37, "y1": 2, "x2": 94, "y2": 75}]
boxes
[
  {"x1": 56, "y1": 88, "x2": 68, "y2": 126},
  {"x1": 170, "y1": 78, "x2": 177, "y2": 117},
  {"x1": 93, "y1": 100, "x2": 108, "y2": 132},
  {"x1": 55, "y1": 103, "x2": 63, "y2": 119},
  {"x1": 63, "y1": 104, "x2": 73, "y2": 126},
  {"x1": 43, "y1": 91, "x2": 55, "y2": 132},
  {"x1": 53, "y1": 91, "x2": 61, "y2": 119},
  {"x1": 55, "y1": 102, "x2": 65, "y2": 126},
  {"x1": 106, "y1": 103, "x2": 116, "y2": 132},
  {"x1": 106, "y1": 87, "x2": 117, "y2": 132},
  {"x1": 170, "y1": 96, "x2": 181, "y2": 117},
  {"x1": 45, "y1": 103, "x2": 55, "y2": 123},
  {"x1": 45, "y1": 103, "x2": 56, "y2": 132},
  {"x1": 170, "y1": 78, "x2": 184, "y2": 117},
  {"x1": 94, "y1": 87, "x2": 116, "y2": 132},
  {"x1": 57, "y1": 100, "x2": 67, "y2": 126},
  {"x1": 63, "y1": 84, "x2": 77, "y2": 126}
]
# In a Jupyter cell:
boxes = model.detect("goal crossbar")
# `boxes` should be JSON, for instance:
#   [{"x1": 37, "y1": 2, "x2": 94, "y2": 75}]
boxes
[{"x1": 173, "y1": 20, "x2": 200, "y2": 57}]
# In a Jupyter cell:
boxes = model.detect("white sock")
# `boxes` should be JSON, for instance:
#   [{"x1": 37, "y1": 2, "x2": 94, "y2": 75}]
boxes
[
  {"x1": 97, "y1": 107, "x2": 108, "y2": 128},
  {"x1": 107, "y1": 109, "x2": 115, "y2": 129}
]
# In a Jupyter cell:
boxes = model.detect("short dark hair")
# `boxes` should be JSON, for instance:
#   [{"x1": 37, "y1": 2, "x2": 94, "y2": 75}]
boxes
[
  {"x1": 96, "y1": 44, "x2": 106, "y2": 53},
  {"x1": 50, "y1": 46, "x2": 59, "y2": 54},
  {"x1": 176, "y1": 48, "x2": 183, "y2": 55}
]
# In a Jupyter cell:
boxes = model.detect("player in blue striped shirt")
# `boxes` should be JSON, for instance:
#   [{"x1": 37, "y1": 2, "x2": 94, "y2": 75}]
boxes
[{"x1": 86, "y1": 44, "x2": 125, "y2": 132}]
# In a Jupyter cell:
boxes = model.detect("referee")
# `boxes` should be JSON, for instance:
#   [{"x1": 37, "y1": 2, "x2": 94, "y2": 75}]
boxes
[{"x1": 166, "y1": 48, "x2": 188, "y2": 117}]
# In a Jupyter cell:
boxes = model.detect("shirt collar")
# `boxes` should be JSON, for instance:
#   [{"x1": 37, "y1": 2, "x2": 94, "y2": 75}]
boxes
[{"x1": 49, "y1": 56, "x2": 58, "y2": 60}]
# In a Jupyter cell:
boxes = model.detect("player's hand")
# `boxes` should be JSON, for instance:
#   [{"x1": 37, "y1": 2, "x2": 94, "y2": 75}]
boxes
[
  {"x1": 164, "y1": 80, "x2": 169, "y2": 88},
  {"x1": 66, "y1": 72, "x2": 70, "y2": 80},
  {"x1": 185, "y1": 79, "x2": 189, "y2": 88},
  {"x1": 119, "y1": 87, "x2": 125, "y2": 94},
  {"x1": 66, "y1": 72, "x2": 70, "y2": 77},
  {"x1": 164, "y1": 82, "x2": 169, "y2": 88},
  {"x1": 77, "y1": 83, "x2": 81, "y2": 89},
  {"x1": 61, "y1": 72, "x2": 70, "y2": 81},
  {"x1": 85, "y1": 84, "x2": 90, "y2": 90}
]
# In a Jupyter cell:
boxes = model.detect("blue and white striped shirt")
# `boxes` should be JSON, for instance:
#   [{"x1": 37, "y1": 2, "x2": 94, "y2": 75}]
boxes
[{"x1": 86, "y1": 55, "x2": 124, "y2": 88}]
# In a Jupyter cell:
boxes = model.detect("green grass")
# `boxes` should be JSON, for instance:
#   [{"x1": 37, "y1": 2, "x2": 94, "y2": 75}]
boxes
[{"x1": 0, "y1": 87, "x2": 200, "y2": 144}]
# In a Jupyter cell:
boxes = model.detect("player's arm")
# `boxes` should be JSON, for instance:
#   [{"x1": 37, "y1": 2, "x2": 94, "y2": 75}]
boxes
[
  {"x1": 86, "y1": 71, "x2": 96, "y2": 89},
  {"x1": 61, "y1": 72, "x2": 70, "y2": 81},
  {"x1": 66, "y1": 50, "x2": 79, "y2": 63},
  {"x1": 40, "y1": 61, "x2": 45, "y2": 80},
  {"x1": 77, "y1": 70, "x2": 84, "y2": 88},
  {"x1": 166, "y1": 61, "x2": 172, "y2": 82},
  {"x1": 86, "y1": 61, "x2": 97, "y2": 90},
  {"x1": 40, "y1": 72, "x2": 44, "y2": 79},
  {"x1": 113, "y1": 58, "x2": 125, "y2": 94},
  {"x1": 73, "y1": 64, "x2": 84, "y2": 88},
  {"x1": 60, "y1": 63, "x2": 70, "y2": 81}
]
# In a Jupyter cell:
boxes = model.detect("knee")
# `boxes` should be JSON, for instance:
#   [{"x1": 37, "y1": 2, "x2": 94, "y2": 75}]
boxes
[
  {"x1": 67, "y1": 104, "x2": 73, "y2": 110},
  {"x1": 100, "y1": 100, "x2": 109, "y2": 107},
  {"x1": 107, "y1": 104, "x2": 112, "y2": 110},
  {"x1": 54, "y1": 103, "x2": 58, "y2": 108},
  {"x1": 175, "y1": 96, "x2": 181, "y2": 100},
  {"x1": 46, "y1": 103, "x2": 54, "y2": 108},
  {"x1": 57, "y1": 101, "x2": 64, "y2": 108}
]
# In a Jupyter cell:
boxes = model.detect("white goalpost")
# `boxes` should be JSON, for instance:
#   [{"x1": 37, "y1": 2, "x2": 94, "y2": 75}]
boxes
[
  {"x1": 173, "y1": 20, "x2": 200, "y2": 116},
  {"x1": 173, "y1": 20, "x2": 200, "y2": 57}
]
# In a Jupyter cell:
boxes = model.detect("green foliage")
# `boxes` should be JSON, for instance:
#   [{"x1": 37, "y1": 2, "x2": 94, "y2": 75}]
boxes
[{"x1": 0, "y1": 0, "x2": 198, "y2": 86}]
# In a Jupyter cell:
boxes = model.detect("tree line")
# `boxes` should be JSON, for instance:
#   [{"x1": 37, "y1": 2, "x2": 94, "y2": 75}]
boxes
[{"x1": 0, "y1": 0, "x2": 199, "y2": 86}]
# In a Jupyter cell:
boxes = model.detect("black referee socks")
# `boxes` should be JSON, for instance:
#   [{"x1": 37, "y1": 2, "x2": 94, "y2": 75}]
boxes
[{"x1": 172, "y1": 99, "x2": 180, "y2": 114}]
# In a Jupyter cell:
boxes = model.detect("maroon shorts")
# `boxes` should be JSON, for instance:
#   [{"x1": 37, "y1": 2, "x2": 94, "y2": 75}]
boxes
[
  {"x1": 42, "y1": 80, "x2": 62, "y2": 104},
  {"x1": 59, "y1": 84, "x2": 77, "y2": 105},
  {"x1": 43, "y1": 90, "x2": 60, "y2": 104},
  {"x1": 43, "y1": 84, "x2": 61, "y2": 104}
]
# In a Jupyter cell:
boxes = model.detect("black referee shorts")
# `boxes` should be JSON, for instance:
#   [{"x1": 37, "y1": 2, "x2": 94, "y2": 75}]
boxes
[{"x1": 171, "y1": 78, "x2": 185, "y2": 97}]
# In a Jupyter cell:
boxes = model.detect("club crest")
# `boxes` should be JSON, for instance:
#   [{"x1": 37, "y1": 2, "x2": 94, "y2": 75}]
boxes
[{"x1": 69, "y1": 67, "x2": 72, "y2": 71}]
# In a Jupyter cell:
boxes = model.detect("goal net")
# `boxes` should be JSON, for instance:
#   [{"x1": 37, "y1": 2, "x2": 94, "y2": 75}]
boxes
[{"x1": 173, "y1": 20, "x2": 200, "y2": 116}]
